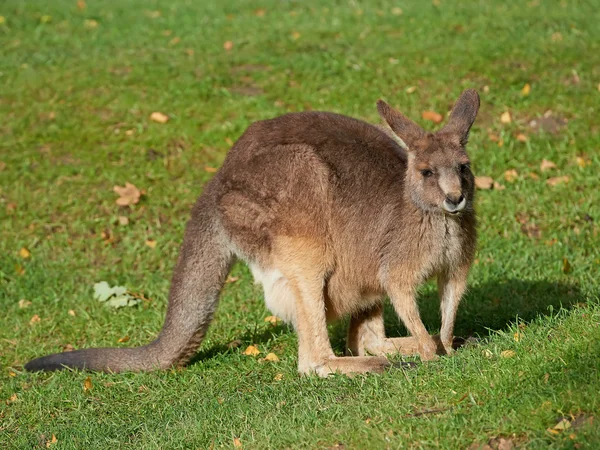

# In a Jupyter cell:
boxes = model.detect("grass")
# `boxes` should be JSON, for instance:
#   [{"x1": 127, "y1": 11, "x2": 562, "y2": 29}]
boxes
[{"x1": 1, "y1": 0, "x2": 599, "y2": 448}]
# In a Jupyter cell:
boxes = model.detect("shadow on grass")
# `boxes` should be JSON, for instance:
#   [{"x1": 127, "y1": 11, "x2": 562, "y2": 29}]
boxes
[{"x1": 192, "y1": 279, "x2": 583, "y2": 364}]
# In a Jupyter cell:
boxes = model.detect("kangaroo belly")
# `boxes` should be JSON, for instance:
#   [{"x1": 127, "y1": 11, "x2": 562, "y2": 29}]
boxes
[{"x1": 249, "y1": 263, "x2": 297, "y2": 325}]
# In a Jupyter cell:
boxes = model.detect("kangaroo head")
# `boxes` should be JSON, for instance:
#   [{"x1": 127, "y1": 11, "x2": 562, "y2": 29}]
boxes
[{"x1": 377, "y1": 89, "x2": 480, "y2": 216}]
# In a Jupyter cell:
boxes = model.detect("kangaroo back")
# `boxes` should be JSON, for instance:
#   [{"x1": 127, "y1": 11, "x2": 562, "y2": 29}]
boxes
[{"x1": 25, "y1": 183, "x2": 233, "y2": 372}]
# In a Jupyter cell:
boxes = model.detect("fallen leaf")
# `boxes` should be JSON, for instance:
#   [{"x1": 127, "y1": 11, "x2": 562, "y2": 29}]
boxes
[
  {"x1": 84, "y1": 19, "x2": 98, "y2": 29},
  {"x1": 40, "y1": 15, "x2": 52, "y2": 24},
  {"x1": 405, "y1": 86, "x2": 417, "y2": 94},
  {"x1": 493, "y1": 182, "x2": 506, "y2": 191},
  {"x1": 150, "y1": 111, "x2": 169, "y2": 123},
  {"x1": 113, "y1": 182, "x2": 141, "y2": 206},
  {"x1": 0, "y1": 161, "x2": 6, "y2": 171},
  {"x1": 18, "y1": 299, "x2": 32, "y2": 309},
  {"x1": 169, "y1": 37, "x2": 180, "y2": 45},
  {"x1": 500, "y1": 350, "x2": 516, "y2": 358},
  {"x1": 291, "y1": 31, "x2": 301, "y2": 40},
  {"x1": 575, "y1": 156, "x2": 591, "y2": 167},
  {"x1": 8, "y1": 393, "x2": 18, "y2": 403},
  {"x1": 274, "y1": 373, "x2": 284, "y2": 381},
  {"x1": 254, "y1": 9, "x2": 266, "y2": 17},
  {"x1": 223, "y1": 41, "x2": 233, "y2": 51},
  {"x1": 145, "y1": 10, "x2": 161, "y2": 18},
  {"x1": 422, "y1": 110, "x2": 443, "y2": 124},
  {"x1": 475, "y1": 176, "x2": 494, "y2": 190},
  {"x1": 483, "y1": 349, "x2": 493, "y2": 359},
  {"x1": 46, "y1": 434, "x2": 58, "y2": 448},
  {"x1": 504, "y1": 169, "x2": 518, "y2": 182},
  {"x1": 118, "y1": 216, "x2": 129, "y2": 226},
  {"x1": 68, "y1": 309, "x2": 76, "y2": 317},
  {"x1": 562, "y1": 257, "x2": 572, "y2": 274},
  {"x1": 145, "y1": 239, "x2": 157, "y2": 249},
  {"x1": 117, "y1": 336, "x2": 130, "y2": 343},
  {"x1": 529, "y1": 172, "x2": 540, "y2": 180},
  {"x1": 0, "y1": 16, "x2": 5, "y2": 26},
  {"x1": 15, "y1": 263, "x2": 25, "y2": 276},
  {"x1": 63, "y1": 344, "x2": 74, "y2": 352},
  {"x1": 546, "y1": 176, "x2": 570, "y2": 186},
  {"x1": 233, "y1": 437, "x2": 242, "y2": 448},
  {"x1": 243, "y1": 345, "x2": 260, "y2": 356},
  {"x1": 77, "y1": 1, "x2": 86, "y2": 10},
  {"x1": 551, "y1": 31, "x2": 563, "y2": 42},
  {"x1": 204, "y1": 166, "x2": 217, "y2": 173},
  {"x1": 391, "y1": 7, "x2": 403, "y2": 15},
  {"x1": 83, "y1": 376, "x2": 92, "y2": 392},
  {"x1": 19, "y1": 247, "x2": 31, "y2": 259},
  {"x1": 513, "y1": 332, "x2": 522, "y2": 342},
  {"x1": 488, "y1": 132, "x2": 501, "y2": 142},
  {"x1": 540, "y1": 159, "x2": 557, "y2": 171},
  {"x1": 226, "y1": 276, "x2": 239, "y2": 283},
  {"x1": 8, "y1": 371, "x2": 16, "y2": 377},
  {"x1": 264, "y1": 315, "x2": 281, "y2": 325},
  {"x1": 500, "y1": 111, "x2": 512, "y2": 124},
  {"x1": 30, "y1": 315, "x2": 41, "y2": 325},
  {"x1": 553, "y1": 418, "x2": 572, "y2": 431},
  {"x1": 516, "y1": 133, "x2": 528, "y2": 142},
  {"x1": 264, "y1": 353, "x2": 280, "y2": 362},
  {"x1": 521, "y1": 83, "x2": 531, "y2": 96}
]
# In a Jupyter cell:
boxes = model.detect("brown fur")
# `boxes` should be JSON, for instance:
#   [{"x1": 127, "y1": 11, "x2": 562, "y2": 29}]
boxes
[{"x1": 25, "y1": 89, "x2": 480, "y2": 376}]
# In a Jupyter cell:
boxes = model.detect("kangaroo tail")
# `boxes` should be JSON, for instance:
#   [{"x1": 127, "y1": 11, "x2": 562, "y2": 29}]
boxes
[{"x1": 25, "y1": 195, "x2": 233, "y2": 373}]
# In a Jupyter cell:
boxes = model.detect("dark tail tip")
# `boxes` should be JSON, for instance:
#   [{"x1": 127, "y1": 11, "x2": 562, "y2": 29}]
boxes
[{"x1": 25, "y1": 351, "x2": 89, "y2": 372}]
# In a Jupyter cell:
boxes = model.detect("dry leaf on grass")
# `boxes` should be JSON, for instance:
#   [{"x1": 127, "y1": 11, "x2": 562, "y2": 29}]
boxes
[
  {"x1": 204, "y1": 166, "x2": 217, "y2": 173},
  {"x1": 546, "y1": 176, "x2": 570, "y2": 186},
  {"x1": 493, "y1": 182, "x2": 506, "y2": 191},
  {"x1": 226, "y1": 276, "x2": 239, "y2": 283},
  {"x1": 243, "y1": 345, "x2": 260, "y2": 356},
  {"x1": 422, "y1": 110, "x2": 443, "y2": 124},
  {"x1": 113, "y1": 182, "x2": 141, "y2": 206},
  {"x1": 19, "y1": 247, "x2": 31, "y2": 258},
  {"x1": 264, "y1": 315, "x2": 281, "y2": 325},
  {"x1": 475, "y1": 176, "x2": 494, "y2": 190},
  {"x1": 149, "y1": 111, "x2": 169, "y2": 123},
  {"x1": 575, "y1": 156, "x2": 591, "y2": 167},
  {"x1": 30, "y1": 314, "x2": 41, "y2": 325},
  {"x1": 254, "y1": 9, "x2": 266, "y2": 17},
  {"x1": 233, "y1": 437, "x2": 242, "y2": 448},
  {"x1": 504, "y1": 169, "x2": 518, "y2": 182},
  {"x1": 274, "y1": 373, "x2": 284, "y2": 381},
  {"x1": 405, "y1": 86, "x2": 417, "y2": 94},
  {"x1": 500, "y1": 111, "x2": 512, "y2": 124},
  {"x1": 46, "y1": 434, "x2": 58, "y2": 448},
  {"x1": 83, "y1": 377, "x2": 93, "y2": 392},
  {"x1": 117, "y1": 336, "x2": 130, "y2": 343},
  {"x1": 118, "y1": 216, "x2": 129, "y2": 226},
  {"x1": 18, "y1": 299, "x2": 32, "y2": 309},
  {"x1": 521, "y1": 83, "x2": 531, "y2": 96},
  {"x1": 500, "y1": 350, "x2": 516, "y2": 358},
  {"x1": 562, "y1": 258, "x2": 572, "y2": 274},
  {"x1": 264, "y1": 353, "x2": 280, "y2": 362},
  {"x1": 540, "y1": 159, "x2": 557, "y2": 171},
  {"x1": 516, "y1": 133, "x2": 528, "y2": 142},
  {"x1": 145, "y1": 239, "x2": 157, "y2": 249},
  {"x1": 68, "y1": 309, "x2": 76, "y2": 316},
  {"x1": 223, "y1": 41, "x2": 233, "y2": 51}
]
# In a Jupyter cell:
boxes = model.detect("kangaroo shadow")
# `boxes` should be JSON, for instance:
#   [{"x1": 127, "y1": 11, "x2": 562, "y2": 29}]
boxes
[
  {"x1": 192, "y1": 279, "x2": 583, "y2": 363},
  {"x1": 330, "y1": 279, "x2": 584, "y2": 351}
]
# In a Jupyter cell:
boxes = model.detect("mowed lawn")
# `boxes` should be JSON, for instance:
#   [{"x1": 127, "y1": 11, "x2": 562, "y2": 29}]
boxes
[{"x1": 1, "y1": 0, "x2": 599, "y2": 448}]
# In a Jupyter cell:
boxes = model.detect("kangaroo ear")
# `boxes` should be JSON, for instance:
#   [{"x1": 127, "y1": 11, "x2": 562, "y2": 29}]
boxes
[
  {"x1": 441, "y1": 89, "x2": 480, "y2": 146},
  {"x1": 377, "y1": 99, "x2": 425, "y2": 151}
]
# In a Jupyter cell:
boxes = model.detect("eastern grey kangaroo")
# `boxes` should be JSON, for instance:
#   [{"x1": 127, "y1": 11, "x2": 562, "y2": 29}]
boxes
[{"x1": 26, "y1": 89, "x2": 480, "y2": 376}]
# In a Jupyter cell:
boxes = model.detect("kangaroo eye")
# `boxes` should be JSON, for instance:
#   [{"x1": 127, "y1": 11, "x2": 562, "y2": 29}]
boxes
[
  {"x1": 460, "y1": 164, "x2": 470, "y2": 173},
  {"x1": 421, "y1": 169, "x2": 433, "y2": 178}
]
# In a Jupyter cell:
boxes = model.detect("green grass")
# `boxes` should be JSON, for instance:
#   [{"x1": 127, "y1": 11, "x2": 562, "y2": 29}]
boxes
[{"x1": 1, "y1": 0, "x2": 599, "y2": 448}]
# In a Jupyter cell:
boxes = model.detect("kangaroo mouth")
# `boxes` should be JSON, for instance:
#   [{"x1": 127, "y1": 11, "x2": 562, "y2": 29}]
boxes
[{"x1": 442, "y1": 197, "x2": 467, "y2": 215}]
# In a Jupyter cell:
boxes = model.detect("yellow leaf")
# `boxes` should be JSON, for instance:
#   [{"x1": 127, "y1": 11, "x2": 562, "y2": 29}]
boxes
[
  {"x1": 264, "y1": 315, "x2": 281, "y2": 325},
  {"x1": 562, "y1": 257, "x2": 572, "y2": 274},
  {"x1": 9, "y1": 393, "x2": 17, "y2": 402},
  {"x1": 405, "y1": 86, "x2": 417, "y2": 94},
  {"x1": 264, "y1": 353, "x2": 280, "y2": 362},
  {"x1": 0, "y1": 16, "x2": 6, "y2": 25},
  {"x1": 40, "y1": 15, "x2": 52, "y2": 24},
  {"x1": 19, "y1": 248, "x2": 31, "y2": 259},
  {"x1": 118, "y1": 216, "x2": 129, "y2": 226},
  {"x1": 500, "y1": 111, "x2": 512, "y2": 124},
  {"x1": 421, "y1": 110, "x2": 443, "y2": 124},
  {"x1": 482, "y1": 349, "x2": 493, "y2": 359},
  {"x1": 500, "y1": 350, "x2": 516, "y2": 358},
  {"x1": 243, "y1": 345, "x2": 260, "y2": 356},
  {"x1": 223, "y1": 41, "x2": 234, "y2": 51},
  {"x1": 493, "y1": 182, "x2": 506, "y2": 191},
  {"x1": 540, "y1": 159, "x2": 557, "y2": 171},
  {"x1": 551, "y1": 32, "x2": 563, "y2": 42},
  {"x1": 150, "y1": 111, "x2": 169, "y2": 123},
  {"x1": 169, "y1": 37, "x2": 180, "y2": 45},
  {"x1": 68, "y1": 309, "x2": 76, "y2": 317},
  {"x1": 46, "y1": 434, "x2": 58, "y2": 448},
  {"x1": 546, "y1": 176, "x2": 570, "y2": 186},
  {"x1": 553, "y1": 418, "x2": 572, "y2": 431},
  {"x1": 83, "y1": 376, "x2": 93, "y2": 392},
  {"x1": 475, "y1": 176, "x2": 494, "y2": 190},
  {"x1": 521, "y1": 83, "x2": 531, "y2": 96},
  {"x1": 513, "y1": 332, "x2": 522, "y2": 342},
  {"x1": 391, "y1": 7, "x2": 403, "y2": 15},
  {"x1": 291, "y1": 31, "x2": 301, "y2": 40},
  {"x1": 273, "y1": 373, "x2": 284, "y2": 381},
  {"x1": 575, "y1": 156, "x2": 590, "y2": 167},
  {"x1": 18, "y1": 299, "x2": 32, "y2": 309},
  {"x1": 233, "y1": 437, "x2": 242, "y2": 448},
  {"x1": 145, "y1": 239, "x2": 157, "y2": 249},
  {"x1": 516, "y1": 133, "x2": 528, "y2": 142},
  {"x1": 204, "y1": 166, "x2": 217, "y2": 173},
  {"x1": 84, "y1": 19, "x2": 98, "y2": 29},
  {"x1": 30, "y1": 314, "x2": 41, "y2": 325},
  {"x1": 504, "y1": 169, "x2": 518, "y2": 183},
  {"x1": 117, "y1": 335, "x2": 130, "y2": 343},
  {"x1": 254, "y1": 9, "x2": 266, "y2": 17},
  {"x1": 8, "y1": 371, "x2": 16, "y2": 377},
  {"x1": 77, "y1": 1, "x2": 86, "y2": 11}
]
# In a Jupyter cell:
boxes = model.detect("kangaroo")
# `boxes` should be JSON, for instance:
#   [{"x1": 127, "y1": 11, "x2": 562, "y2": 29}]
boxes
[{"x1": 25, "y1": 89, "x2": 480, "y2": 376}]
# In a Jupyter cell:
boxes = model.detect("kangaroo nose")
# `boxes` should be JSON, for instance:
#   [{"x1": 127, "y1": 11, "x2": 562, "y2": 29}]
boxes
[{"x1": 446, "y1": 193, "x2": 464, "y2": 206}]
